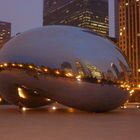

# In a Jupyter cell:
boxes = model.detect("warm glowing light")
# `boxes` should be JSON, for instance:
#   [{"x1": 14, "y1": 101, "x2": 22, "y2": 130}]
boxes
[
  {"x1": 12, "y1": 63, "x2": 16, "y2": 66},
  {"x1": 126, "y1": 100, "x2": 129, "y2": 103},
  {"x1": 17, "y1": 87, "x2": 26, "y2": 99},
  {"x1": 76, "y1": 75, "x2": 81, "y2": 79},
  {"x1": 0, "y1": 97, "x2": 2, "y2": 102},
  {"x1": 97, "y1": 79, "x2": 101, "y2": 83},
  {"x1": 19, "y1": 64, "x2": 23, "y2": 67},
  {"x1": 124, "y1": 106, "x2": 127, "y2": 109},
  {"x1": 0, "y1": 64, "x2": 3, "y2": 68},
  {"x1": 65, "y1": 72, "x2": 73, "y2": 77},
  {"x1": 68, "y1": 108, "x2": 75, "y2": 112},
  {"x1": 77, "y1": 78, "x2": 81, "y2": 81},
  {"x1": 46, "y1": 98, "x2": 51, "y2": 101},
  {"x1": 52, "y1": 106, "x2": 57, "y2": 110},
  {"x1": 138, "y1": 84, "x2": 140, "y2": 88},
  {"x1": 55, "y1": 70, "x2": 60, "y2": 75},
  {"x1": 120, "y1": 84, "x2": 125, "y2": 88},
  {"x1": 126, "y1": 87, "x2": 130, "y2": 91},
  {"x1": 4, "y1": 63, "x2": 8, "y2": 67},
  {"x1": 34, "y1": 91, "x2": 37, "y2": 94},
  {"x1": 22, "y1": 107, "x2": 27, "y2": 111},
  {"x1": 121, "y1": 105, "x2": 127, "y2": 109},
  {"x1": 138, "y1": 69, "x2": 140, "y2": 72},
  {"x1": 76, "y1": 75, "x2": 82, "y2": 81},
  {"x1": 129, "y1": 89, "x2": 134, "y2": 94},
  {"x1": 136, "y1": 105, "x2": 139, "y2": 108},
  {"x1": 29, "y1": 65, "x2": 33, "y2": 69},
  {"x1": 44, "y1": 68, "x2": 48, "y2": 72},
  {"x1": 125, "y1": 3, "x2": 128, "y2": 6}
]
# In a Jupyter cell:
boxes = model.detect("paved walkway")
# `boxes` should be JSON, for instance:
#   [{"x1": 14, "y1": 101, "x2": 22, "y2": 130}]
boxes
[{"x1": 0, "y1": 105, "x2": 140, "y2": 140}]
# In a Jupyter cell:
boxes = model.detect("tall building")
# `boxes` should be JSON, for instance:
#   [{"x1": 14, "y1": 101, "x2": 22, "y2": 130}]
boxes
[
  {"x1": 119, "y1": 0, "x2": 140, "y2": 83},
  {"x1": 0, "y1": 21, "x2": 11, "y2": 49},
  {"x1": 109, "y1": 0, "x2": 119, "y2": 39},
  {"x1": 43, "y1": 0, "x2": 109, "y2": 36}
]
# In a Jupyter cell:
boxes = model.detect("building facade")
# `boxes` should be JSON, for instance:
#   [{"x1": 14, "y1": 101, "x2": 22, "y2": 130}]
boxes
[
  {"x1": 43, "y1": 0, "x2": 109, "y2": 36},
  {"x1": 109, "y1": 0, "x2": 119, "y2": 39},
  {"x1": 0, "y1": 21, "x2": 11, "y2": 49},
  {"x1": 119, "y1": 0, "x2": 140, "y2": 83}
]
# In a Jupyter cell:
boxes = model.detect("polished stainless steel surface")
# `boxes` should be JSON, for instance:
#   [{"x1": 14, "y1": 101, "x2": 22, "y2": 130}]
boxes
[{"x1": 0, "y1": 25, "x2": 130, "y2": 112}]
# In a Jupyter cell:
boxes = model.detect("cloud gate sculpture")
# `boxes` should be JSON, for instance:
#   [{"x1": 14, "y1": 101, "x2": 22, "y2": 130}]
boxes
[{"x1": 0, "y1": 25, "x2": 130, "y2": 112}]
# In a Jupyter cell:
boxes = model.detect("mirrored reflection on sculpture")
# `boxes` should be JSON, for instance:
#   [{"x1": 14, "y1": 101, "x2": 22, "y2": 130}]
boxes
[{"x1": 0, "y1": 25, "x2": 130, "y2": 112}]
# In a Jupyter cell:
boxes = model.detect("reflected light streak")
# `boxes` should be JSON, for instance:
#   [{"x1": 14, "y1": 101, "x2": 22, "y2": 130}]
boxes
[
  {"x1": 17, "y1": 87, "x2": 27, "y2": 99},
  {"x1": 65, "y1": 72, "x2": 73, "y2": 77},
  {"x1": 55, "y1": 70, "x2": 60, "y2": 75},
  {"x1": 76, "y1": 75, "x2": 81, "y2": 81}
]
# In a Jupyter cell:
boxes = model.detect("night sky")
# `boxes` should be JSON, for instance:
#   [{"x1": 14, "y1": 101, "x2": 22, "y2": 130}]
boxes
[
  {"x1": 0, "y1": 0, "x2": 43, "y2": 35},
  {"x1": 0, "y1": 0, "x2": 115, "y2": 37}
]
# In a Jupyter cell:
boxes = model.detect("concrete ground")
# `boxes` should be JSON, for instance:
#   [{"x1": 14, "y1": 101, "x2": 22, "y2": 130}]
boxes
[{"x1": 0, "y1": 105, "x2": 140, "y2": 140}]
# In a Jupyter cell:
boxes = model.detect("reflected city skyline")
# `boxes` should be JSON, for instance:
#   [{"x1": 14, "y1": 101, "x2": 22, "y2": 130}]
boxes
[{"x1": 0, "y1": 26, "x2": 129, "y2": 112}]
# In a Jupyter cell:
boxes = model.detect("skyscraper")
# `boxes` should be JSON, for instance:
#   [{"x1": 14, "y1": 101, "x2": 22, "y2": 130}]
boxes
[
  {"x1": 109, "y1": 0, "x2": 119, "y2": 39},
  {"x1": 119, "y1": 0, "x2": 140, "y2": 83},
  {"x1": 43, "y1": 0, "x2": 109, "y2": 36},
  {"x1": 0, "y1": 21, "x2": 11, "y2": 49}
]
